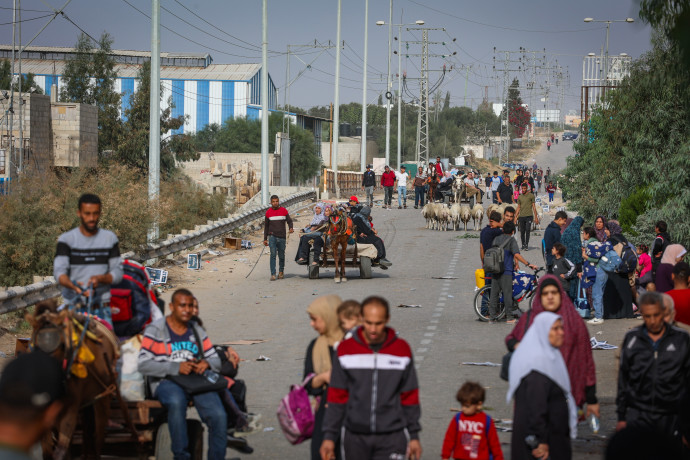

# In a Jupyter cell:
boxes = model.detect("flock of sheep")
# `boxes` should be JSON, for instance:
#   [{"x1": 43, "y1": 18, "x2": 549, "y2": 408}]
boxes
[{"x1": 421, "y1": 202, "x2": 522, "y2": 232}]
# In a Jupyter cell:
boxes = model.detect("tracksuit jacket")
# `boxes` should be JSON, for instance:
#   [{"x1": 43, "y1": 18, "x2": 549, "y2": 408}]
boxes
[
  {"x1": 617, "y1": 324, "x2": 690, "y2": 421},
  {"x1": 362, "y1": 170, "x2": 376, "y2": 187},
  {"x1": 263, "y1": 206, "x2": 293, "y2": 240},
  {"x1": 322, "y1": 326, "x2": 421, "y2": 441}
]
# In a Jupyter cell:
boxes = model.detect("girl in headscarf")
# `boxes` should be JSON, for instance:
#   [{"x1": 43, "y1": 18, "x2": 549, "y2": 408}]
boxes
[
  {"x1": 594, "y1": 216, "x2": 607, "y2": 242},
  {"x1": 560, "y1": 217, "x2": 584, "y2": 301},
  {"x1": 295, "y1": 204, "x2": 329, "y2": 264},
  {"x1": 508, "y1": 312, "x2": 577, "y2": 460},
  {"x1": 656, "y1": 244, "x2": 688, "y2": 293},
  {"x1": 506, "y1": 276, "x2": 598, "y2": 412},
  {"x1": 304, "y1": 295, "x2": 344, "y2": 460},
  {"x1": 602, "y1": 220, "x2": 634, "y2": 318}
]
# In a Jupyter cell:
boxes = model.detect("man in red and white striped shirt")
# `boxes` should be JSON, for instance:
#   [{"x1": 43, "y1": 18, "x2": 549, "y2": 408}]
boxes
[{"x1": 263, "y1": 195, "x2": 294, "y2": 281}]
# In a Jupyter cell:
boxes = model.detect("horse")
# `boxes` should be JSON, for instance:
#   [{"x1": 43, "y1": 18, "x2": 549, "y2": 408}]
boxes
[
  {"x1": 427, "y1": 175, "x2": 438, "y2": 203},
  {"x1": 27, "y1": 299, "x2": 122, "y2": 460},
  {"x1": 327, "y1": 208, "x2": 353, "y2": 283}
]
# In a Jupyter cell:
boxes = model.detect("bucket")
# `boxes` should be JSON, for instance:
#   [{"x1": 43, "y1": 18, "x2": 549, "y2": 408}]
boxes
[{"x1": 475, "y1": 268, "x2": 485, "y2": 289}]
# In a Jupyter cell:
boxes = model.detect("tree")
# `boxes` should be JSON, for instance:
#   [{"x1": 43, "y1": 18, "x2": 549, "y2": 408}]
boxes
[
  {"x1": 378, "y1": 94, "x2": 383, "y2": 106},
  {"x1": 503, "y1": 78, "x2": 530, "y2": 138},
  {"x1": 114, "y1": 61, "x2": 198, "y2": 176},
  {"x1": 60, "y1": 33, "x2": 122, "y2": 153},
  {"x1": 0, "y1": 59, "x2": 43, "y2": 94},
  {"x1": 443, "y1": 91, "x2": 450, "y2": 111}
]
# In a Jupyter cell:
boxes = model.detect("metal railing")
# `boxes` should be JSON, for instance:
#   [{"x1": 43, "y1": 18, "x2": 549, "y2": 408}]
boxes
[{"x1": 0, "y1": 191, "x2": 316, "y2": 314}]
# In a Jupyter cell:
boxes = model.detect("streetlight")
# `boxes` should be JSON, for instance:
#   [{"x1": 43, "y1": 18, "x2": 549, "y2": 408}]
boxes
[
  {"x1": 377, "y1": 18, "x2": 424, "y2": 169},
  {"x1": 583, "y1": 17, "x2": 634, "y2": 93}
]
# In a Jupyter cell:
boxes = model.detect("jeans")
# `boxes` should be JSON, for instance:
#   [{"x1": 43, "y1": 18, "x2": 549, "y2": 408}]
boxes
[
  {"x1": 155, "y1": 380, "x2": 228, "y2": 460},
  {"x1": 383, "y1": 186, "x2": 394, "y2": 206},
  {"x1": 489, "y1": 272, "x2": 516, "y2": 319},
  {"x1": 491, "y1": 189, "x2": 498, "y2": 204},
  {"x1": 414, "y1": 186, "x2": 425, "y2": 207},
  {"x1": 364, "y1": 186, "x2": 374, "y2": 205},
  {"x1": 397, "y1": 186, "x2": 407, "y2": 207},
  {"x1": 268, "y1": 235, "x2": 286, "y2": 276},
  {"x1": 517, "y1": 216, "x2": 533, "y2": 247},
  {"x1": 548, "y1": 192, "x2": 554, "y2": 202},
  {"x1": 592, "y1": 266, "x2": 608, "y2": 319}
]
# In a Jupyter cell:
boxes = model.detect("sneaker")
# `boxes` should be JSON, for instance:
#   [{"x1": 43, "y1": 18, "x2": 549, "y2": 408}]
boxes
[
  {"x1": 246, "y1": 412, "x2": 262, "y2": 426},
  {"x1": 278, "y1": 272, "x2": 284, "y2": 279},
  {"x1": 398, "y1": 206, "x2": 402, "y2": 209},
  {"x1": 404, "y1": 205, "x2": 407, "y2": 209},
  {"x1": 270, "y1": 275, "x2": 276, "y2": 281},
  {"x1": 379, "y1": 258, "x2": 393, "y2": 267},
  {"x1": 233, "y1": 422, "x2": 262, "y2": 438},
  {"x1": 414, "y1": 206, "x2": 418, "y2": 209},
  {"x1": 227, "y1": 435, "x2": 253, "y2": 454},
  {"x1": 587, "y1": 318, "x2": 604, "y2": 325}
]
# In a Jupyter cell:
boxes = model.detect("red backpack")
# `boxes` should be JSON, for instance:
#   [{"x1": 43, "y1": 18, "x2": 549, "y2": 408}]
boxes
[{"x1": 110, "y1": 260, "x2": 163, "y2": 337}]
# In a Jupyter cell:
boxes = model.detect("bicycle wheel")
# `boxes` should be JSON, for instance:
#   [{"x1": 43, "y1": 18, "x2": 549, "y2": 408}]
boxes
[{"x1": 473, "y1": 285, "x2": 506, "y2": 321}]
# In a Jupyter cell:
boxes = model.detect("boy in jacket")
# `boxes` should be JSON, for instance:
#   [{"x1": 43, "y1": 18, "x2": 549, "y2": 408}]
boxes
[
  {"x1": 551, "y1": 243, "x2": 577, "y2": 297},
  {"x1": 320, "y1": 296, "x2": 422, "y2": 460}
]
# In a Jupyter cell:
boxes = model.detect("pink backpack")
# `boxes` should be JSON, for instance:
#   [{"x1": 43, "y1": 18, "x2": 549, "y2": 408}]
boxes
[{"x1": 276, "y1": 373, "x2": 316, "y2": 444}]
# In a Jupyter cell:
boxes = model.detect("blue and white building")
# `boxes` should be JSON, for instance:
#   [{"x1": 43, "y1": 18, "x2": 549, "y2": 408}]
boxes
[{"x1": 0, "y1": 45, "x2": 278, "y2": 134}]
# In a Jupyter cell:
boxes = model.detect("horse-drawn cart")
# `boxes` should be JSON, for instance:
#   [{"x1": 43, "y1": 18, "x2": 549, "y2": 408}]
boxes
[{"x1": 306, "y1": 240, "x2": 379, "y2": 280}]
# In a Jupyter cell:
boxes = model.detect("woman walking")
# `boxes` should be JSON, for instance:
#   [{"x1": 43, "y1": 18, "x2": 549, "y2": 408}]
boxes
[
  {"x1": 508, "y1": 312, "x2": 577, "y2": 460},
  {"x1": 303, "y1": 295, "x2": 344, "y2": 460},
  {"x1": 560, "y1": 217, "x2": 585, "y2": 301}
]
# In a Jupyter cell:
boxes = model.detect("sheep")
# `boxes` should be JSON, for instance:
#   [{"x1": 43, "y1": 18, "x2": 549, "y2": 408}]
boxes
[
  {"x1": 486, "y1": 203, "x2": 500, "y2": 219},
  {"x1": 436, "y1": 204, "x2": 451, "y2": 231},
  {"x1": 422, "y1": 203, "x2": 435, "y2": 229},
  {"x1": 459, "y1": 205, "x2": 472, "y2": 231},
  {"x1": 471, "y1": 204, "x2": 484, "y2": 231},
  {"x1": 498, "y1": 203, "x2": 510, "y2": 217},
  {"x1": 449, "y1": 203, "x2": 461, "y2": 231}
]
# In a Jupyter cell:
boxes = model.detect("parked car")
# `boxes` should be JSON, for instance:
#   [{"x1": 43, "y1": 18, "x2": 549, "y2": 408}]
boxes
[{"x1": 562, "y1": 132, "x2": 578, "y2": 141}]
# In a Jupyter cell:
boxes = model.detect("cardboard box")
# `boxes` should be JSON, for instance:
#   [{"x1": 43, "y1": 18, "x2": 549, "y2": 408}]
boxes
[{"x1": 224, "y1": 237, "x2": 242, "y2": 250}]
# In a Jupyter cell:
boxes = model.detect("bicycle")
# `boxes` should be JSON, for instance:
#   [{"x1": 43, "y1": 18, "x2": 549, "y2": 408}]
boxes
[{"x1": 473, "y1": 267, "x2": 545, "y2": 321}]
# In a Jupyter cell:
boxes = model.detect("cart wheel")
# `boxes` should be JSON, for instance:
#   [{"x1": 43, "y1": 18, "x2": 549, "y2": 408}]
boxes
[
  {"x1": 359, "y1": 257, "x2": 372, "y2": 279},
  {"x1": 308, "y1": 250, "x2": 320, "y2": 279},
  {"x1": 187, "y1": 419, "x2": 204, "y2": 460},
  {"x1": 155, "y1": 423, "x2": 173, "y2": 460}
]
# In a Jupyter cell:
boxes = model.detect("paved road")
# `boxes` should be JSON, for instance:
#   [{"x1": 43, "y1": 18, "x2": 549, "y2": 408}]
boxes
[{"x1": 160, "y1": 141, "x2": 637, "y2": 459}]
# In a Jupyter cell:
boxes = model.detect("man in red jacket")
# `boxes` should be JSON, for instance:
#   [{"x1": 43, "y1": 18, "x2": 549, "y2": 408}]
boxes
[
  {"x1": 381, "y1": 166, "x2": 396, "y2": 209},
  {"x1": 263, "y1": 195, "x2": 294, "y2": 281}
]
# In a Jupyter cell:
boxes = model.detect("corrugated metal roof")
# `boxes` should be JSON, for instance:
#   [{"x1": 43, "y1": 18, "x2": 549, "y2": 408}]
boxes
[
  {"x1": 12, "y1": 59, "x2": 262, "y2": 81},
  {"x1": 0, "y1": 44, "x2": 210, "y2": 60}
]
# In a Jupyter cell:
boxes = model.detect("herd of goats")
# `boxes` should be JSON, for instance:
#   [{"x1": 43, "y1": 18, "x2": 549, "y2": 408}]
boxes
[{"x1": 421, "y1": 201, "x2": 544, "y2": 232}]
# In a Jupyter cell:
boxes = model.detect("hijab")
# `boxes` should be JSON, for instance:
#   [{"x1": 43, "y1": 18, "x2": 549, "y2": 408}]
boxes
[
  {"x1": 661, "y1": 244, "x2": 687, "y2": 265},
  {"x1": 359, "y1": 206, "x2": 371, "y2": 218},
  {"x1": 561, "y1": 216, "x2": 584, "y2": 265},
  {"x1": 594, "y1": 216, "x2": 607, "y2": 242},
  {"x1": 606, "y1": 220, "x2": 623, "y2": 237},
  {"x1": 306, "y1": 295, "x2": 344, "y2": 376},
  {"x1": 507, "y1": 311, "x2": 578, "y2": 439},
  {"x1": 505, "y1": 275, "x2": 596, "y2": 407},
  {"x1": 310, "y1": 203, "x2": 327, "y2": 226}
]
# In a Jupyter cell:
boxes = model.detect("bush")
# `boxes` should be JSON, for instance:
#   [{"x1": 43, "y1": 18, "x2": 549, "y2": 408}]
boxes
[
  {"x1": 0, "y1": 164, "x2": 229, "y2": 286},
  {"x1": 618, "y1": 187, "x2": 652, "y2": 236}
]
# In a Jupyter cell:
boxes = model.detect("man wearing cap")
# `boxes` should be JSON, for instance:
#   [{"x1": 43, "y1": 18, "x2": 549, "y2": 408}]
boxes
[
  {"x1": 0, "y1": 352, "x2": 66, "y2": 459},
  {"x1": 348, "y1": 196, "x2": 362, "y2": 215},
  {"x1": 361, "y1": 164, "x2": 376, "y2": 207},
  {"x1": 395, "y1": 166, "x2": 409, "y2": 209},
  {"x1": 381, "y1": 166, "x2": 396, "y2": 209}
]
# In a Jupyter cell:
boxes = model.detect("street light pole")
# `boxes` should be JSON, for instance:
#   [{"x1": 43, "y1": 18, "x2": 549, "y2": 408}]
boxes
[
  {"x1": 396, "y1": 23, "x2": 402, "y2": 169},
  {"x1": 260, "y1": 0, "x2": 269, "y2": 206},
  {"x1": 148, "y1": 0, "x2": 160, "y2": 242},
  {"x1": 360, "y1": 0, "x2": 369, "y2": 172},
  {"x1": 583, "y1": 17, "x2": 634, "y2": 100},
  {"x1": 333, "y1": 0, "x2": 342, "y2": 198},
  {"x1": 384, "y1": 0, "x2": 392, "y2": 167}
]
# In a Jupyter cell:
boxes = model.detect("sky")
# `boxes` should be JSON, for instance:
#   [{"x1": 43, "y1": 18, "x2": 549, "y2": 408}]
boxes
[{"x1": 1, "y1": 0, "x2": 652, "y2": 116}]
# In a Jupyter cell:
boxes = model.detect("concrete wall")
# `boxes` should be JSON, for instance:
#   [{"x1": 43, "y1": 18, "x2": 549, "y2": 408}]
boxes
[
  {"x1": 320, "y1": 137, "x2": 378, "y2": 168},
  {"x1": 51, "y1": 102, "x2": 98, "y2": 167}
]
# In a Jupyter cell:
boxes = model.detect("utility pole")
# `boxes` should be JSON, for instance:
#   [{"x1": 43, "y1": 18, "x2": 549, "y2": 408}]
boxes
[
  {"x1": 148, "y1": 0, "x2": 160, "y2": 242},
  {"x1": 360, "y1": 0, "x2": 369, "y2": 172},
  {"x1": 260, "y1": 0, "x2": 269, "y2": 205},
  {"x1": 332, "y1": 0, "x2": 342, "y2": 198},
  {"x1": 396, "y1": 20, "x2": 402, "y2": 169},
  {"x1": 493, "y1": 49, "x2": 523, "y2": 165},
  {"x1": 8, "y1": 0, "x2": 16, "y2": 192},
  {"x1": 384, "y1": 0, "x2": 393, "y2": 167},
  {"x1": 18, "y1": 0, "x2": 23, "y2": 173}
]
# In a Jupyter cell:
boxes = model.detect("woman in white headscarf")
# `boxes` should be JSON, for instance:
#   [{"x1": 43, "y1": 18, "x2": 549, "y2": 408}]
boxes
[{"x1": 507, "y1": 312, "x2": 577, "y2": 460}]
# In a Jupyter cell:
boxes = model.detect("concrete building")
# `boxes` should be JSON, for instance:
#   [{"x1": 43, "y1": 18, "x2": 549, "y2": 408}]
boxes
[{"x1": 0, "y1": 45, "x2": 278, "y2": 135}]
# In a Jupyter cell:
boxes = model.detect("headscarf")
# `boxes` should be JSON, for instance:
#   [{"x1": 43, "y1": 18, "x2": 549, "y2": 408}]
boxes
[
  {"x1": 661, "y1": 244, "x2": 687, "y2": 265},
  {"x1": 594, "y1": 215, "x2": 607, "y2": 242},
  {"x1": 606, "y1": 220, "x2": 622, "y2": 237},
  {"x1": 310, "y1": 203, "x2": 327, "y2": 226},
  {"x1": 306, "y1": 295, "x2": 344, "y2": 376},
  {"x1": 358, "y1": 206, "x2": 371, "y2": 218},
  {"x1": 559, "y1": 217, "x2": 574, "y2": 235},
  {"x1": 505, "y1": 275, "x2": 596, "y2": 407},
  {"x1": 507, "y1": 311, "x2": 578, "y2": 439},
  {"x1": 561, "y1": 216, "x2": 584, "y2": 265}
]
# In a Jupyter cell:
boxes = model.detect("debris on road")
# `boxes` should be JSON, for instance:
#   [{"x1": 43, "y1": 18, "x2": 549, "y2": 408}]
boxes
[
  {"x1": 432, "y1": 276, "x2": 458, "y2": 280},
  {"x1": 397, "y1": 304, "x2": 422, "y2": 308},
  {"x1": 256, "y1": 355, "x2": 271, "y2": 361},
  {"x1": 222, "y1": 339, "x2": 268, "y2": 346},
  {"x1": 590, "y1": 337, "x2": 618, "y2": 350},
  {"x1": 461, "y1": 361, "x2": 501, "y2": 367}
]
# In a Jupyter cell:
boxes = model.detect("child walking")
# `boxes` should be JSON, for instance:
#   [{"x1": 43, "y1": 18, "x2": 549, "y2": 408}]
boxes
[
  {"x1": 546, "y1": 181, "x2": 557, "y2": 203},
  {"x1": 441, "y1": 381, "x2": 504, "y2": 460}
]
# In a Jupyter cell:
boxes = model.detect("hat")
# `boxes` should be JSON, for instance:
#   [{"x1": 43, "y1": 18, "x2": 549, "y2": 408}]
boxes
[
  {"x1": 0, "y1": 352, "x2": 65, "y2": 409},
  {"x1": 349, "y1": 196, "x2": 359, "y2": 203}
]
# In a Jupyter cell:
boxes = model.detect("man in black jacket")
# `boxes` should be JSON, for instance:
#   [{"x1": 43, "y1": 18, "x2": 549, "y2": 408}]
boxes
[
  {"x1": 352, "y1": 206, "x2": 392, "y2": 267},
  {"x1": 544, "y1": 211, "x2": 567, "y2": 273},
  {"x1": 361, "y1": 164, "x2": 376, "y2": 206},
  {"x1": 616, "y1": 291, "x2": 690, "y2": 442}
]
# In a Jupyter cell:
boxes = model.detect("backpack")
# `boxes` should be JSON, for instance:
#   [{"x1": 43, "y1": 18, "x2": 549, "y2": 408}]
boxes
[
  {"x1": 276, "y1": 373, "x2": 316, "y2": 445},
  {"x1": 617, "y1": 243, "x2": 638, "y2": 274},
  {"x1": 483, "y1": 237, "x2": 512, "y2": 275},
  {"x1": 599, "y1": 250, "x2": 622, "y2": 273},
  {"x1": 110, "y1": 260, "x2": 163, "y2": 337}
]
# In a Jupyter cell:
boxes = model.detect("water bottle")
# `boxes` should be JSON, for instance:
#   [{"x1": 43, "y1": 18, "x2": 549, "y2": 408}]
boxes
[
  {"x1": 203, "y1": 369, "x2": 220, "y2": 384},
  {"x1": 589, "y1": 414, "x2": 600, "y2": 434}
]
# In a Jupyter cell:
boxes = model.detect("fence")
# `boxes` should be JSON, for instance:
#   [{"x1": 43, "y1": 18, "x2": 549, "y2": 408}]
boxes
[
  {"x1": 323, "y1": 169, "x2": 381, "y2": 195},
  {"x1": 0, "y1": 191, "x2": 316, "y2": 314}
]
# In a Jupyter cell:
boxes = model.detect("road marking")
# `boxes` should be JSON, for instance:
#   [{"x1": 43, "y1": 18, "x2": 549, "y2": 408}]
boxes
[
  {"x1": 430, "y1": 319, "x2": 439, "y2": 323},
  {"x1": 421, "y1": 339, "x2": 432, "y2": 345},
  {"x1": 417, "y1": 348, "x2": 428, "y2": 353},
  {"x1": 427, "y1": 325, "x2": 437, "y2": 330},
  {"x1": 424, "y1": 332, "x2": 435, "y2": 337},
  {"x1": 432, "y1": 313, "x2": 441, "y2": 317}
]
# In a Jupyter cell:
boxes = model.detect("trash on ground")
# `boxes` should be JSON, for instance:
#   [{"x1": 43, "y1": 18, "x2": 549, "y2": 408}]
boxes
[
  {"x1": 590, "y1": 337, "x2": 618, "y2": 350},
  {"x1": 222, "y1": 339, "x2": 269, "y2": 346},
  {"x1": 397, "y1": 304, "x2": 422, "y2": 308},
  {"x1": 410, "y1": 288, "x2": 416, "y2": 291},
  {"x1": 461, "y1": 362, "x2": 501, "y2": 367},
  {"x1": 207, "y1": 249, "x2": 223, "y2": 256},
  {"x1": 263, "y1": 427, "x2": 275, "y2": 432},
  {"x1": 261, "y1": 295, "x2": 273, "y2": 298},
  {"x1": 256, "y1": 355, "x2": 271, "y2": 361},
  {"x1": 432, "y1": 276, "x2": 458, "y2": 280},
  {"x1": 448, "y1": 295, "x2": 454, "y2": 298}
]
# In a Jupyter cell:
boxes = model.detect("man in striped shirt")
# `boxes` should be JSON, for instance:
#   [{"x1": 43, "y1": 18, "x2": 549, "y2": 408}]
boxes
[{"x1": 263, "y1": 195, "x2": 294, "y2": 281}]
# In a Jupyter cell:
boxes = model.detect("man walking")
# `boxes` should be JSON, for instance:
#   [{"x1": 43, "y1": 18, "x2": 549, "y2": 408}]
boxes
[
  {"x1": 54, "y1": 193, "x2": 123, "y2": 327},
  {"x1": 515, "y1": 183, "x2": 539, "y2": 250},
  {"x1": 320, "y1": 296, "x2": 421, "y2": 460},
  {"x1": 490, "y1": 171, "x2": 502, "y2": 204},
  {"x1": 434, "y1": 155, "x2": 445, "y2": 177},
  {"x1": 497, "y1": 175, "x2": 513, "y2": 205},
  {"x1": 263, "y1": 195, "x2": 294, "y2": 281},
  {"x1": 413, "y1": 166, "x2": 427, "y2": 209},
  {"x1": 395, "y1": 166, "x2": 409, "y2": 209},
  {"x1": 381, "y1": 166, "x2": 396, "y2": 209},
  {"x1": 480, "y1": 211, "x2": 504, "y2": 264},
  {"x1": 362, "y1": 164, "x2": 376, "y2": 206},
  {"x1": 139, "y1": 289, "x2": 227, "y2": 460},
  {"x1": 616, "y1": 291, "x2": 690, "y2": 446},
  {"x1": 544, "y1": 211, "x2": 567, "y2": 273}
]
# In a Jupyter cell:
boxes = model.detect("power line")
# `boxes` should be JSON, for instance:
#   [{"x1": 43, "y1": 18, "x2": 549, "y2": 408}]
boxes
[{"x1": 0, "y1": 13, "x2": 55, "y2": 26}]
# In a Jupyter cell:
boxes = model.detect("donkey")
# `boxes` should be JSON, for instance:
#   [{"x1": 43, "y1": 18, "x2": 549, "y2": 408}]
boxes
[{"x1": 327, "y1": 208, "x2": 353, "y2": 283}]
